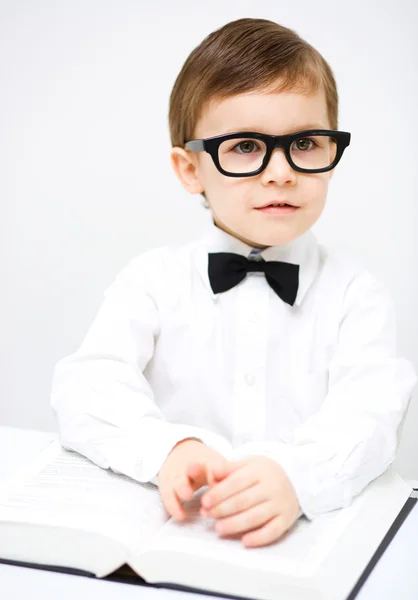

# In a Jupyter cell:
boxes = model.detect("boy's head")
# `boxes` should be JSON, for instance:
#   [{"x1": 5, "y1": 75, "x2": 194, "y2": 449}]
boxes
[{"x1": 169, "y1": 18, "x2": 349, "y2": 249}]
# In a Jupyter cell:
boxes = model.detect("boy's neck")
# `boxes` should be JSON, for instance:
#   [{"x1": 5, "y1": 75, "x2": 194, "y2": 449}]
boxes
[{"x1": 212, "y1": 218, "x2": 270, "y2": 251}]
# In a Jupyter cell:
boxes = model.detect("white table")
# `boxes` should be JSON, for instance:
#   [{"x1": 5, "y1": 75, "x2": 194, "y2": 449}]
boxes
[{"x1": 1, "y1": 426, "x2": 418, "y2": 600}]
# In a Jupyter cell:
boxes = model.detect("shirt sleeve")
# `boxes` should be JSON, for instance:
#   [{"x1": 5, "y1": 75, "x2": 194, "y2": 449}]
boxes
[
  {"x1": 230, "y1": 272, "x2": 417, "y2": 519},
  {"x1": 50, "y1": 254, "x2": 233, "y2": 486}
]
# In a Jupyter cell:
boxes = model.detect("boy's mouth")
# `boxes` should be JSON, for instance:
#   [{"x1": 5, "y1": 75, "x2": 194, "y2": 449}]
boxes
[{"x1": 255, "y1": 202, "x2": 300, "y2": 215}]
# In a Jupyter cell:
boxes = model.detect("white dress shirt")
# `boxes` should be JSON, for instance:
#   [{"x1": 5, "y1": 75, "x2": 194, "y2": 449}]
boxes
[{"x1": 50, "y1": 219, "x2": 417, "y2": 519}]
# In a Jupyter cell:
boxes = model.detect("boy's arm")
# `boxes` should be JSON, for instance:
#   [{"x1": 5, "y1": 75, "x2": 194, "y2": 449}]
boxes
[
  {"x1": 50, "y1": 254, "x2": 233, "y2": 485},
  {"x1": 230, "y1": 272, "x2": 417, "y2": 519}
]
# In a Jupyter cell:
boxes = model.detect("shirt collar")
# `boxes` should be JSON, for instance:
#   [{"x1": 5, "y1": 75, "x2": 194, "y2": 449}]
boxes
[{"x1": 195, "y1": 218, "x2": 321, "y2": 307}]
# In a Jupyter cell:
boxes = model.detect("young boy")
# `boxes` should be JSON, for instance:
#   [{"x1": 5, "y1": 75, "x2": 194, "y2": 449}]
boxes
[{"x1": 50, "y1": 17, "x2": 417, "y2": 549}]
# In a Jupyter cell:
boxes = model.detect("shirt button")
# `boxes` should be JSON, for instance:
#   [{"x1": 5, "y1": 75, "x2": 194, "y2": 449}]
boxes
[{"x1": 244, "y1": 373, "x2": 256, "y2": 386}]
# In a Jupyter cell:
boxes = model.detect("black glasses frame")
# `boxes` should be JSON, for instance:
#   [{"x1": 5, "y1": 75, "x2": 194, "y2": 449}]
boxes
[{"x1": 184, "y1": 129, "x2": 351, "y2": 177}]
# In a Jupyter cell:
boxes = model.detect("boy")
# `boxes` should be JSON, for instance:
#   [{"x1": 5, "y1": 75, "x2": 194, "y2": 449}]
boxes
[{"x1": 50, "y1": 18, "x2": 417, "y2": 549}]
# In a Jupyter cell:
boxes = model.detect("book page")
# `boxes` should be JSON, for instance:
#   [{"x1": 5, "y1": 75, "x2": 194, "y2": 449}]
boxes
[
  {"x1": 0, "y1": 441, "x2": 169, "y2": 553},
  {"x1": 145, "y1": 487, "x2": 365, "y2": 577}
]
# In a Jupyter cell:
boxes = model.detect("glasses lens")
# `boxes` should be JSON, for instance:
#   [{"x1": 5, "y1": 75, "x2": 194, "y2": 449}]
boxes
[
  {"x1": 218, "y1": 137, "x2": 267, "y2": 174},
  {"x1": 290, "y1": 135, "x2": 337, "y2": 170}
]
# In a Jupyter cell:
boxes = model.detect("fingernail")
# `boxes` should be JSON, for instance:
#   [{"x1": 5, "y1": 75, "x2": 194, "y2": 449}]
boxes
[{"x1": 202, "y1": 496, "x2": 212, "y2": 508}]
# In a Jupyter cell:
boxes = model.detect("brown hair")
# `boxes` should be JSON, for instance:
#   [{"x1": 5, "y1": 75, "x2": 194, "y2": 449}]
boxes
[{"x1": 168, "y1": 18, "x2": 339, "y2": 203}]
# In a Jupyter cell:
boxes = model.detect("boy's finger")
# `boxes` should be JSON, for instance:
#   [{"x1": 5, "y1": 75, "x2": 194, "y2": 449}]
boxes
[
  {"x1": 210, "y1": 460, "x2": 240, "y2": 481},
  {"x1": 208, "y1": 466, "x2": 216, "y2": 486},
  {"x1": 187, "y1": 460, "x2": 242, "y2": 490},
  {"x1": 161, "y1": 485, "x2": 186, "y2": 520},
  {"x1": 203, "y1": 465, "x2": 257, "y2": 510},
  {"x1": 187, "y1": 462, "x2": 208, "y2": 489},
  {"x1": 188, "y1": 461, "x2": 222, "y2": 487},
  {"x1": 175, "y1": 476, "x2": 195, "y2": 501},
  {"x1": 205, "y1": 463, "x2": 229, "y2": 487},
  {"x1": 207, "y1": 461, "x2": 228, "y2": 486}
]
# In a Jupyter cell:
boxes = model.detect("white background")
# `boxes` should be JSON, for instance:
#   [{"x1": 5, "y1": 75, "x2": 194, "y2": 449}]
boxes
[{"x1": 1, "y1": 1, "x2": 417, "y2": 478}]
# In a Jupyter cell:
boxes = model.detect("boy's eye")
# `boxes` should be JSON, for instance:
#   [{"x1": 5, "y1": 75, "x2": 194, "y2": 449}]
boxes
[
  {"x1": 292, "y1": 138, "x2": 316, "y2": 152},
  {"x1": 231, "y1": 140, "x2": 262, "y2": 154}
]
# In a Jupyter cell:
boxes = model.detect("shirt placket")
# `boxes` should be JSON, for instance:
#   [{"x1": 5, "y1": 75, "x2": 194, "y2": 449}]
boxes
[{"x1": 231, "y1": 268, "x2": 269, "y2": 448}]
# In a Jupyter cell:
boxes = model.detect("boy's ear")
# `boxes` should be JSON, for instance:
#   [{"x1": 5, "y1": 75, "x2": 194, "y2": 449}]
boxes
[{"x1": 170, "y1": 147, "x2": 204, "y2": 195}]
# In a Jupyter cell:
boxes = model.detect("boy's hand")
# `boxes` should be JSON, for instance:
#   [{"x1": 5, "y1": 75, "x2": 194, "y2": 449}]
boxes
[
  {"x1": 157, "y1": 438, "x2": 230, "y2": 521},
  {"x1": 200, "y1": 456, "x2": 301, "y2": 548}
]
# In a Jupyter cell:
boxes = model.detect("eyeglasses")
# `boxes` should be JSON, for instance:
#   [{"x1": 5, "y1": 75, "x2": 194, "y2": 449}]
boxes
[{"x1": 184, "y1": 129, "x2": 351, "y2": 177}]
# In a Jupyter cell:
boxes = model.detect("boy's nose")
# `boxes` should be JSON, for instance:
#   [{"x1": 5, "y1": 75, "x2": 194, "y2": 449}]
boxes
[{"x1": 261, "y1": 148, "x2": 297, "y2": 183}]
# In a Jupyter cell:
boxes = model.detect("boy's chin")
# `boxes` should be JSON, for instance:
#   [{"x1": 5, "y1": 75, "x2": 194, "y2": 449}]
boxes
[
  {"x1": 248, "y1": 227, "x2": 308, "y2": 248},
  {"x1": 213, "y1": 215, "x2": 310, "y2": 248}
]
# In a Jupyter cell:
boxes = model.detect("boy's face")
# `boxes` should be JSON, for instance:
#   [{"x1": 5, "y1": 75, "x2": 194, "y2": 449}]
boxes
[{"x1": 171, "y1": 83, "x2": 334, "y2": 248}]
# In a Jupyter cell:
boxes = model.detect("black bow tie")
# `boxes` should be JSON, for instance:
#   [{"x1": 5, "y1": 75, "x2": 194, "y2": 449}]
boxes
[{"x1": 208, "y1": 252, "x2": 300, "y2": 306}]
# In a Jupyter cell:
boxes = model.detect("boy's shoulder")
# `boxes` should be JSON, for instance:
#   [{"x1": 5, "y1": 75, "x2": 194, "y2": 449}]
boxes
[
  {"x1": 318, "y1": 241, "x2": 369, "y2": 278},
  {"x1": 126, "y1": 237, "x2": 198, "y2": 271},
  {"x1": 318, "y1": 240, "x2": 377, "y2": 278},
  {"x1": 105, "y1": 238, "x2": 199, "y2": 296},
  {"x1": 316, "y1": 241, "x2": 393, "y2": 306}
]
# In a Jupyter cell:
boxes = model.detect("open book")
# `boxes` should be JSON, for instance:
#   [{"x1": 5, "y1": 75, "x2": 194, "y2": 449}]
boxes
[{"x1": 0, "y1": 441, "x2": 414, "y2": 600}]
